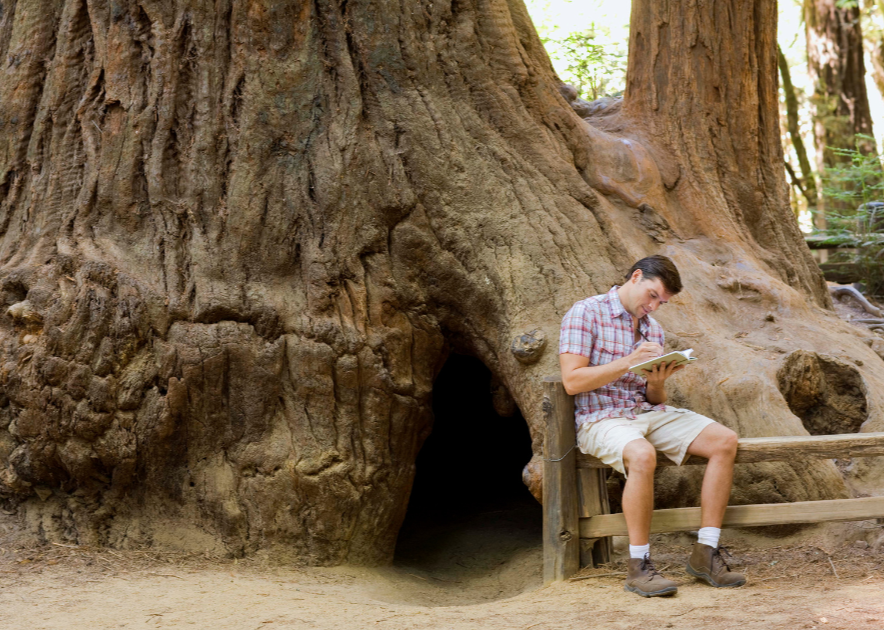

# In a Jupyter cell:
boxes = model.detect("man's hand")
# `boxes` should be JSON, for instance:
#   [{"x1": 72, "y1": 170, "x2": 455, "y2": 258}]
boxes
[
  {"x1": 643, "y1": 361, "x2": 684, "y2": 386},
  {"x1": 643, "y1": 361, "x2": 684, "y2": 404},
  {"x1": 561, "y1": 341, "x2": 665, "y2": 396},
  {"x1": 628, "y1": 342, "x2": 663, "y2": 365}
]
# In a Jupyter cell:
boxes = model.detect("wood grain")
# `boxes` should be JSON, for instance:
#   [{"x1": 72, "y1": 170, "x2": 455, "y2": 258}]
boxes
[
  {"x1": 576, "y1": 468, "x2": 613, "y2": 566},
  {"x1": 579, "y1": 496, "x2": 884, "y2": 538},
  {"x1": 542, "y1": 378, "x2": 581, "y2": 584}
]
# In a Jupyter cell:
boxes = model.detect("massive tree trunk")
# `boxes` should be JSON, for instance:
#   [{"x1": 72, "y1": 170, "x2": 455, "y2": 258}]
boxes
[
  {"x1": 805, "y1": 0, "x2": 876, "y2": 174},
  {"x1": 0, "y1": 0, "x2": 883, "y2": 564}
]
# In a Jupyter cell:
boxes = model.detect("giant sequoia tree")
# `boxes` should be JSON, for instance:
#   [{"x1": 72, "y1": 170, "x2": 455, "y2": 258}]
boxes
[
  {"x1": 805, "y1": 0, "x2": 876, "y2": 168},
  {"x1": 1, "y1": 0, "x2": 884, "y2": 565}
]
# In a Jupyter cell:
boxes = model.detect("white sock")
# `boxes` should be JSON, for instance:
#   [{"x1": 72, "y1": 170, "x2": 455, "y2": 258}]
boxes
[
  {"x1": 698, "y1": 527, "x2": 721, "y2": 548},
  {"x1": 629, "y1": 543, "x2": 650, "y2": 560}
]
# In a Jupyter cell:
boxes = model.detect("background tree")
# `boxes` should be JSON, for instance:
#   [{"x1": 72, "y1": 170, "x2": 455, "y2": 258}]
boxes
[
  {"x1": 0, "y1": 0, "x2": 883, "y2": 565},
  {"x1": 779, "y1": 43, "x2": 820, "y2": 216},
  {"x1": 805, "y1": 0, "x2": 877, "y2": 212},
  {"x1": 542, "y1": 28, "x2": 627, "y2": 101}
]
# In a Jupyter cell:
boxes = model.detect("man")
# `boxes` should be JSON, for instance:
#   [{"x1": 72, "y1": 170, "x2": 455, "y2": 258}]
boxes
[{"x1": 559, "y1": 255, "x2": 745, "y2": 598}]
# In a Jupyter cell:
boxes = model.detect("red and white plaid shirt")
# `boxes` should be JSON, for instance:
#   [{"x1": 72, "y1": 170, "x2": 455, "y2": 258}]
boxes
[{"x1": 559, "y1": 286, "x2": 666, "y2": 428}]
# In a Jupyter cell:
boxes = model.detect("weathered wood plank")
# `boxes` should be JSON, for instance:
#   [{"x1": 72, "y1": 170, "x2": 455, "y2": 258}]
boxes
[
  {"x1": 577, "y1": 468, "x2": 607, "y2": 518},
  {"x1": 542, "y1": 378, "x2": 580, "y2": 584},
  {"x1": 576, "y1": 432, "x2": 884, "y2": 469},
  {"x1": 579, "y1": 496, "x2": 884, "y2": 538},
  {"x1": 576, "y1": 468, "x2": 613, "y2": 566}
]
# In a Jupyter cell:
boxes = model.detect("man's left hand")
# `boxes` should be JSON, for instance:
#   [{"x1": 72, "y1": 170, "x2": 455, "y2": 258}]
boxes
[{"x1": 643, "y1": 361, "x2": 684, "y2": 387}]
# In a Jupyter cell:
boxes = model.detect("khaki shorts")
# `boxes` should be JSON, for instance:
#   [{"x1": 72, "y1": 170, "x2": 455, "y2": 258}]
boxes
[{"x1": 576, "y1": 407, "x2": 716, "y2": 476}]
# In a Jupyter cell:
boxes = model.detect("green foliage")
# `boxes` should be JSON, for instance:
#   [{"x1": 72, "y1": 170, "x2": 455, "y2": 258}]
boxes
[
  {"x1": 823, "y1": 134, "x2": 884, "y2": 209},
  {"x1": 821, "y1": 135, "x2": 884, "y2": 294},
  {"x1": 541, "y1": 27, "x2": 627, "y2": 101}
]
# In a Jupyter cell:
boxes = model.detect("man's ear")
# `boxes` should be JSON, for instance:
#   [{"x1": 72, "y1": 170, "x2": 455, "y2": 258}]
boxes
[{"x1": 631, "y1": 269, "x2": 643, "y2": 284}]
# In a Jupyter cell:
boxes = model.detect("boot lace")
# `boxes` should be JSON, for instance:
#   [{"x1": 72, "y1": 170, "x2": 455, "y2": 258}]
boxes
[
  {"x1": 712, "y1": 546, "x2": 733, "y2": 572},
  {"x1": 640, "y1": 555, "x2": 664, "y2": 577}
]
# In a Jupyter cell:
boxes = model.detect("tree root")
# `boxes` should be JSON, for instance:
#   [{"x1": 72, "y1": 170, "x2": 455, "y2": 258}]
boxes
[{"x1": 829, "y1": 285, "x2": 883, "y2": 317}]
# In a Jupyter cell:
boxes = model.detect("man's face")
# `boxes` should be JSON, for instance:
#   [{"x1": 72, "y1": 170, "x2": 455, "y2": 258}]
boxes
[{"x1": 626, "y1": 272, "x2": 673, "y2": 318}]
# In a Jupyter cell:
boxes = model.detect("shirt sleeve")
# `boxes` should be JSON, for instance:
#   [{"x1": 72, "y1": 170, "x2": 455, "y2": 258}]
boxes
[{"x1": 559, "y1": 301, "x2": 596, "y2": 358}]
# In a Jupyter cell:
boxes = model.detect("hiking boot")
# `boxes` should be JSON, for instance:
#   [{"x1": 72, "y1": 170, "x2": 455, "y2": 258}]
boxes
[
  {"x1": 624, "y1": 556, "x2": 678, "y2": 597},
  {"x1": 686, "y1": 543, "x2": 746, "y2": 588}
]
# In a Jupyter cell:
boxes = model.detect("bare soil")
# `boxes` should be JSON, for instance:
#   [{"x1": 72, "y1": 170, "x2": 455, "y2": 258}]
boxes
[
  {"x1": 4, "y1": 288, "x2": 884, "y2": 628},
  {"x1": 3, "y1": 506, "x2": 884, "y2": 630}
]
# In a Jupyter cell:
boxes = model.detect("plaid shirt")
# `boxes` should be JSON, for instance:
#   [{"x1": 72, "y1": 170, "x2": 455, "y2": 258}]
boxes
[{"x1": 559, "y1": 286, "x2": 666, "y2": 428}]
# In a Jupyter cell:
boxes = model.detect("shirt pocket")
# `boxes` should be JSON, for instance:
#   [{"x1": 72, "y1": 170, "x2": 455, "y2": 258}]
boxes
[{"x1": 612, "y1": 338, "x2": 632, "y2": 359}]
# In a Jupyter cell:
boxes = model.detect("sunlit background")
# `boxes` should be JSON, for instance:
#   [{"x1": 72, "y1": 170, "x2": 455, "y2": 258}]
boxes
[{"x1": 524, "y1": 0, "x2": 884, "y2": 233}]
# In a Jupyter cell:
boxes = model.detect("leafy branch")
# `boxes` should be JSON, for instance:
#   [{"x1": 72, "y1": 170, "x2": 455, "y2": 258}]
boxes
[{"x1": 542, "y1": 27, "x2": 627, "y2": 101}]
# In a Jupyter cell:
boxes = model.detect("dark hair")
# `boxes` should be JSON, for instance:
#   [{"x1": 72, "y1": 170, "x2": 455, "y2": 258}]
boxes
[{"x1": 625, "y1": 255, "x2": 682, "y2": 294}]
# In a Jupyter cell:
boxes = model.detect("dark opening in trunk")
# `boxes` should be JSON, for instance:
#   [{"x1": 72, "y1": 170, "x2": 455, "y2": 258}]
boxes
[{"x1": 393, "y1": 354, "x2": 541, "y2": 593}]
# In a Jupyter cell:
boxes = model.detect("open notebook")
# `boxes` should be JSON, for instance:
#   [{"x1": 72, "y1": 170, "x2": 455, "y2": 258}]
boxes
[{"x1": 628, "y1": 349, "x2": 697, "y2": 376}]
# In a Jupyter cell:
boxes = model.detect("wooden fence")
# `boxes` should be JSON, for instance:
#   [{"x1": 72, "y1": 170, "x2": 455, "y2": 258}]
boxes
[{"x1": 542, "y1": 376, "x2": 884, "y2": 584}]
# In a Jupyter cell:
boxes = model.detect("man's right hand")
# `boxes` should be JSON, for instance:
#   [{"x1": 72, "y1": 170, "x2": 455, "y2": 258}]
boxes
[
  {"x1": 561, "y1": 343, "x2": 664, "y2": 396},
  {"x1": 628, "y1": 342, "x2": 663, "y2": 365}
]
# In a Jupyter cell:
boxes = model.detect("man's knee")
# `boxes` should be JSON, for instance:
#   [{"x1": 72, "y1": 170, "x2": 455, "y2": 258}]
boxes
[
  {"x1": 713, "y1": 426, "x2": 738, "y2": 459},
  {"x1": 624, "y1": 439, "x2": 657, "y2": 474}
]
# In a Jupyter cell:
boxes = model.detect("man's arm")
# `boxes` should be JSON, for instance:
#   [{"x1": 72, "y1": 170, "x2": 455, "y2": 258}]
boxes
[{"x1": 560, "y1": 343, "x2": 663, "y2": 396}]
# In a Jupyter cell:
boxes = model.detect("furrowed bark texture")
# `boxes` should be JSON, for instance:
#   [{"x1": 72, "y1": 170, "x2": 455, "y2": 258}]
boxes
[
  {"x1": 623, "y1": 0, "x2": 828, "y2": 287},
  {"x1": 0, "y1": 0, "x2": 883, "y2": 563},
  {"x1": 805, "y1": 0, "x2": 876, "y2": 167}
]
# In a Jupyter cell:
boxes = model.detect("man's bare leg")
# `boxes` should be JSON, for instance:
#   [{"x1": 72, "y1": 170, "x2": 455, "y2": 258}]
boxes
[
  {"x1": 686, "y1": 423, "x2": 738, "y2": 527},
  {"x1": 621, "y1": 438, "x2": 658, "y2": 545},
  {"x1": 684, "y1": 423, "x2": 745, "y2": 588},
  {"x1": 621, "y1": 438, "x2": 679, "y2": 597}
]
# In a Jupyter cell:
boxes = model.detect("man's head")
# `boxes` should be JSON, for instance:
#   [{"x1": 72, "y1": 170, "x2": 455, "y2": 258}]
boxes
[{"x1": 618, "y1": 255, "x2": 682, "y2": 319}]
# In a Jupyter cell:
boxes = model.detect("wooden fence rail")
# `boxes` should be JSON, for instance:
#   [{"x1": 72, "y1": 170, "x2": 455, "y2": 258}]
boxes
[
  {"x1": 580, "y1": 496, "x2": 884, "y2": 538},
  {"x1": 542, "y1": 376, "x2": 884, "y2": 585},
  {"x1": 576, "y1": 432, "x2": 884, "y2": 468}
]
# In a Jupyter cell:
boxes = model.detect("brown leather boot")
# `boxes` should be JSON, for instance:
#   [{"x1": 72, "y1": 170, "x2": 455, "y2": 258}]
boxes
[
  {"x1": 686, "y1": 543, "x2": 746, "y2": 587},
  {"x1": 624, "y1": 556, "x2": 678, "y2": 597}
]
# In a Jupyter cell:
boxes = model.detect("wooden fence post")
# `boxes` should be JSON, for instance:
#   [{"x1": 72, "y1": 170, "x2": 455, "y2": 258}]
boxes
[
  {"x1": 577, "y1": 467, "x2": 613, "y2": 566},
  {"x1": 542, "y1": 377, "x2": 580, "y2": 584}
]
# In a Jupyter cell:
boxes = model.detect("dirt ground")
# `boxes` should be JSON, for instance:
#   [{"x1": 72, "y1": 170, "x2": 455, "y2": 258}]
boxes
[
  {"x1": 1, "y1": 285, "x2": 883, "y2": 629},
  {"x1": 3, "y1": 503, "x2": 884, "y2": 630}
]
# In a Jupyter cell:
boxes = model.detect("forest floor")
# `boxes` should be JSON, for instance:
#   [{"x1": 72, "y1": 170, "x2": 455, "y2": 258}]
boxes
[
  {"x1": 2, "y1": 501, "x2": 884, "y2": 630},
  {"x1": 1, "y1": 283, "x2": 884, "y2": 629}
]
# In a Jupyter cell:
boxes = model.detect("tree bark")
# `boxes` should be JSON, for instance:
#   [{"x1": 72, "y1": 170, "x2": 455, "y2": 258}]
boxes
[
  {"x1": 623, "y1": 0, "x2": 827, "y2": 291},
  {"x1": 805, "y1": 0, "x2": 877, "y2": 168},
  {"x1": 0, "y1": 0, "x2": 883, "y2": 564}
]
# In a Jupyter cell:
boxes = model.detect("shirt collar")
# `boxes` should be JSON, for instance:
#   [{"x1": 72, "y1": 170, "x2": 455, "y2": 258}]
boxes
[
  {"x1": 609, "y1": 285, "x2": 650, "y2": 328},
  {"x1": 607, "y1": 286, "x2": 628, "y2": 320}
]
